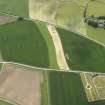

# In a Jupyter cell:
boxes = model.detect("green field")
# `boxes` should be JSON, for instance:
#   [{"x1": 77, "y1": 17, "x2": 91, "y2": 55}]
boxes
[
  {"x1": 48, "y1": 71, "x2": 105, "y2": 105},
  {"x1": 0, "y1": 100, "x2": 13, "y2": 105},
  {"x1": 86, "y1": 25, "x2": 105, "y2": 45},
  {"x1": 0, "y1": 20, "x2": 57, "y2": 68},
  {"x1": 0, "y1": 0, "x2": 28, "y2": 17},
  {"x1": 57, "y1": 28, "x2": 105, "y2": 72}
]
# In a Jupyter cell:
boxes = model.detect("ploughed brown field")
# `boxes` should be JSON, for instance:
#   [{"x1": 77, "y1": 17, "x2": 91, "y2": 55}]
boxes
[{"x1": 0, "y1": 63, "x2": 43, "y2": 105}]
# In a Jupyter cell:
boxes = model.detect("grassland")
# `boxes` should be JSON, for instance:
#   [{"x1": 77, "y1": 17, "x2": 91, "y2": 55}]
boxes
[
  {"x1": 0, "y1": 0, "x2": 28, "y2": 17},
  {"x1": 55, "y1": 2, "x2": 84, "y2": 33},
  {"x1": 55, "y1": 2, "x2": 81, "y2": 25},
  {"x1": 86, "y1": 25, "x2": 105, "y2": 45},
  {"x1": 48, "y1": 71, "x2": 105, "y2": 105},
  {"x1": 0, "y1": 100, "x2": 13, "y2": 105},
  {"x1": 0, "y1": 63, "x2": 2, "y2": 71},
  {"x1": 35, "y1": 22, "x2": 58, "y2": 69},
  {"x1": 57, "y1": 28, "x2": 105, "y2": 72},
  {"x1": 0, "y1": 20, "x2": 57, "y2": 68},
  {"x1": 87, "y1": 0, "x2": 105, "y2": 17}
]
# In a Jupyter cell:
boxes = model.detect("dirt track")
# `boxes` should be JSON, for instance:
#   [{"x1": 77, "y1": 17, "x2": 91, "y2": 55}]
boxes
[
  {"x1": 0, "y1": 63, "x2": 42, "y2": 105},
  {"x1": 47, "y1": 25, "x2": 69, "y2": 70}
]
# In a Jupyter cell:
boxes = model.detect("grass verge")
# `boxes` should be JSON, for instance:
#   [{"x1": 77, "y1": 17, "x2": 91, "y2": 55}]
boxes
[{"x1": 0, "y1": 100, "x2": 13, "y2": 105}]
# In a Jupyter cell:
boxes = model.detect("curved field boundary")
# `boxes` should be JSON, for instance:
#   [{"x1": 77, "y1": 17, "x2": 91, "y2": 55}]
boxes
[{"x1": 0, "y1": 10, "x2": 105, "y2": 48}]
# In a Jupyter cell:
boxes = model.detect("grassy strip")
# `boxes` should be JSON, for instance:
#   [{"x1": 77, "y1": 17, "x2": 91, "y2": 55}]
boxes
[
  {"x1": 48, "y1": 71, "x2": 105, "y2": 105},
  {"x1": 36, "y1": 22, "x2": 58, "y2": 105},
  {"x1": 0, "y1": 0, "x2": 29, "y2": 17},
  {"x1": 57, "y1": 28, "x2": 105, "y2": 72},
  {"x1": 0, "y1": 100, "x2": 13, "y2": 105},
  {"x1": 36, "y1": 22, "x2": 58, "y2": 69},
  {"x1": 0, "y1": 20, "x2": 50, "y2": 68},
  {"x1": 41, "y1": 71, "x2": 51, "y2": 105}
]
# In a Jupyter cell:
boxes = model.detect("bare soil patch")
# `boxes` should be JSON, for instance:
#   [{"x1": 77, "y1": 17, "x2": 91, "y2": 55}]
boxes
[
  {"x1": 0, "y1": 16, "x2": 16, "y2": 25},
  {"x1": 0, "y1": 63, "x2": 43, "y2": 105}
]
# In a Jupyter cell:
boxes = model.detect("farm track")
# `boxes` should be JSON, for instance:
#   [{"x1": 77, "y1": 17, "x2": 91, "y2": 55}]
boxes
[
  {"x1": 47, "y1": 25, "x2": 69, "y2": 70},
  {"x1": 0, "y1": 61, "x2": 105, "y2": 75}
]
